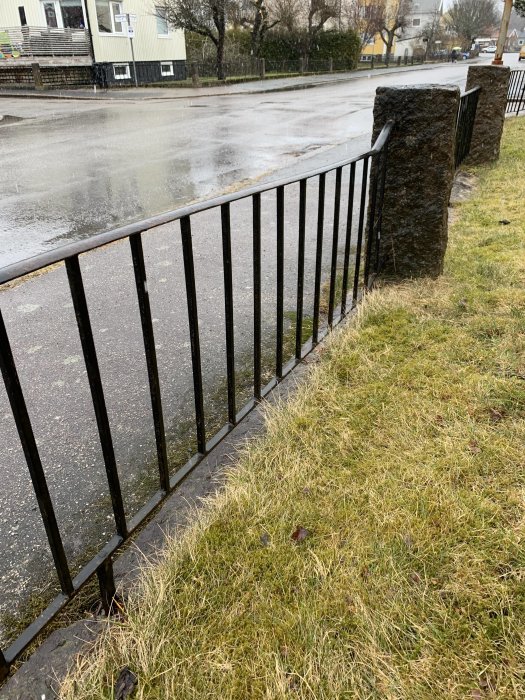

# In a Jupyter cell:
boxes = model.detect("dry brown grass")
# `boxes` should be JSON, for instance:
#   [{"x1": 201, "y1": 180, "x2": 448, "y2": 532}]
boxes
[{"x1": 60, "y1": 118, "x2": 525, "y2": 699}]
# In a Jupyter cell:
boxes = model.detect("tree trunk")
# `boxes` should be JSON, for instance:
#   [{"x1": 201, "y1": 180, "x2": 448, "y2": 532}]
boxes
[
  {"x1": 212, "y1": 3, "x2": 226, "y2": 81},
  {"x1": 216, "y1": 31, "x2": 225, "y2": 80},
  {"x1": 385, "y1": 31, "x2": 394, "y2": 61}
]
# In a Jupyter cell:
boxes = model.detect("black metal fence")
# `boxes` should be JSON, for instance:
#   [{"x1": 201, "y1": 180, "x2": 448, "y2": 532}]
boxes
[
  {"x1": 0, "y1": 122, "x2": 393, "y2": 679},
  {"x1": 455, "y1": 86, "x2": 481, "y2": 168},
  {"x1": 506, "y1": 68, "x2": 525, "y2": 116}
]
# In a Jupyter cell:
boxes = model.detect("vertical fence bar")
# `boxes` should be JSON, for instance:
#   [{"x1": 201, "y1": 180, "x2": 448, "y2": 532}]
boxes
[
  {"x1": 375, "y1": 144, "x2": 390, "y2": 274},
  {"x1": 180, "y1": 216, "x2": 206, "y2": 454},
  {"x1": 516, "y1": 70, "x2": 525, "y2": 117},
  {"x1": 65, "y1": 256, "x2": 127, "y2": 539},
  {"x1": 328, "y1": 167, "x2": 342, "y2": 327},
  {"x1": 221, "y1": 203, "x2": 237, "y2": 424},
  {"x1": 129, "y1": 234, "x2": 170, "y2": 493},
  {"x1": 295, "y1": 179, "x2": 307, "y2": 359},
  {"x1": 352, "y1": 157, "x2": 369, "y2": 306},
  {"x1": 0, "y1": 310, "x2": 74, "y2": 596},
  {"x1": 252, "y1": 193, "x2": 262, "y2": 400},
  {"x1": 96, "y1": 557, "x2": 117, "y2": 615},
  {"x1": 341, "y1": 162, "x2": 356, "y2": 316},
  {"x1": 312, "y1": 172, "x2": 326, "y2": 343},
  {"x1": 364, "y1": 155, "x2": 380, "y2": 288},
  {"x1": 276, "y1": 186, "x2": 285, "y2": 378},
  {"x1": 0, "y1": 648, "x2": 8, "y2": 682}
]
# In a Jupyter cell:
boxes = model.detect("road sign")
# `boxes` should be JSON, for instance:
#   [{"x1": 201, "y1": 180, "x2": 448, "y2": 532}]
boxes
[
  {"x1": 128, "y1": 14, "x2": 137, "y2": 23},
  {"x1": 127, "y1": 25, "x2": 135, "y2": 38},
  {"x1": 115, "y1": 13, "x2": 127, "y2": 22}
]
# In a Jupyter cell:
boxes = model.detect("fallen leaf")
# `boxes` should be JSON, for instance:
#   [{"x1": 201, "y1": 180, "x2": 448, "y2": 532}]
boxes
[
  {"x1": 291, "y1": 527, "x2": 311, "y2": 543},
  {"x1": 489, "y1": 408, "x2": 505, "y2": 423},
  {"x1": 468, "y1": 440, "x2": 481, "y2": 454},
  {"x1": 114, "y1": 667, "x2": 137, "y2": 700},
  {"x1": 479, "y1": 672, "x2": 492, "y2": 690},
  {"x1": 498, "y1": 219, "x2": 510, "y2": 225}
]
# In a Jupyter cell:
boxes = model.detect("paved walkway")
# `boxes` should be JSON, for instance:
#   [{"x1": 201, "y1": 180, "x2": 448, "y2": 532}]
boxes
[{"x1": 0, "y1": 61, "x2": 461, "y2": 102}]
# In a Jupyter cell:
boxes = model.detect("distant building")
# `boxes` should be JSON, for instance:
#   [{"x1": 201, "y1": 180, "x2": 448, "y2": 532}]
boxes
[
  {"x1": 359, "y1": 0, "x2": 443, "y2": 60},
  {"x1": 506, "y1": 28, "x2": 525, "y2": 51},
  {"x1": 0, "y1": 0, "x2": 186, "y2": 87},
  {"x1": 393, "y1": 0, "x2": 443, "y2": 58}
]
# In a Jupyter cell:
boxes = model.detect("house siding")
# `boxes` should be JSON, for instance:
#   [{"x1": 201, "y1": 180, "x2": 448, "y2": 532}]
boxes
[
  {"x1": 1, "y1": 0, "x2": 186, "y2": 64},
  {"x1": 85, "y1": 0, "x2": 185, "y2": 64},
  {"x1": 1, "y1": 0, "x2": 45, "y2": 26}
]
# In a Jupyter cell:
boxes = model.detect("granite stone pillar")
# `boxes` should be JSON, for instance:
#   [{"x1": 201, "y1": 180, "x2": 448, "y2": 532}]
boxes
[
  {"x1": 371, "y1": 84, "x2": 460, "y2": 278},
  {"x1": 465, "y1": 65, "x2": 510, "y2": 165}
]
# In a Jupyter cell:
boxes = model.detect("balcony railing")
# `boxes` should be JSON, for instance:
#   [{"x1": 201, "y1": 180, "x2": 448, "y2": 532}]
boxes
[{"x1": 0, "y1": 26, "x2": 91, "y2": 58}]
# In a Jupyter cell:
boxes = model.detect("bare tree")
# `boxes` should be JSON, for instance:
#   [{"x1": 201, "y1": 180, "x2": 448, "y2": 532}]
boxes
[
  {"x1": 305, "y1": 0, "x2": 339, "y2": 56},
  {"x1": 268, "y1": 0, "x2": 302, "y2": 31},
  {"x1": 421, "y1": 5, "x2": 444, "y2": 59},
  {"x1": 445, "y1": 0, "x2": 499, "y2": 46},
  {"x1": 344, "y1": 0, "x2": 385, "y2": 51},
  {"x1": 379, "y1": 0, "x2": 412, "y2": 60},
  {"x1": 159, "y1": 0, "x2": 232, "y2": 80},
  {"x1": 240, "y1": 0, "x2": 280, "y2": 56}
]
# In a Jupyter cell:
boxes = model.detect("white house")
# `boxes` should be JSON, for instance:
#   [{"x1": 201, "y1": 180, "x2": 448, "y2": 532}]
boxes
[
  {"x1": 0, "y1": 0, "x2": 186, "y2": 86},
  {"x1": 394, "y1": 0, "x2": 443, "y2": 58}
]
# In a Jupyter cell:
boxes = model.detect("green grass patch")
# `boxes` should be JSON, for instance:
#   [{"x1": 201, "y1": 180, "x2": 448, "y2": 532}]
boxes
[{"x1": 60, "y1": 119, "x2": 525, "y2": 699}]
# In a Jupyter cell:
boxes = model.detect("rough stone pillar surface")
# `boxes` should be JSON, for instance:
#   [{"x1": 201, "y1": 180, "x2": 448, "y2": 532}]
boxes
[
  {"x1": 372, "y1": 84, "x2": 460, "y2": 278},
  {"x1": 465, "y1": 65, "x2": 510, "y2": 164}
]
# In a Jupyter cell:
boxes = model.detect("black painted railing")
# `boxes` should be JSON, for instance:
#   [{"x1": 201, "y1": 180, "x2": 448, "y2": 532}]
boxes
[
  {"x1": 0, "y1": 122, "x2": 393, "y2": 679},
  {"x1": 455, "y1": 86, "x2": 481, "y2": 168},
  {"x1": 506, "y1": 68, "x2": 525, "y2": 116}
]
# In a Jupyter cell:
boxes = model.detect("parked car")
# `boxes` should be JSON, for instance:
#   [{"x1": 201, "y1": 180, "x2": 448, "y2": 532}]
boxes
[
  {"x1": 481, "y1": 46, "x2": 497, "y2": 54},
  {"x1": 519, "y1": 46, "x2": 525, "y2": 61}
]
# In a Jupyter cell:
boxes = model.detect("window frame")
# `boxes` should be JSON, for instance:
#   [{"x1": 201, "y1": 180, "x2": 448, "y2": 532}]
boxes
[
  {"x1": 113, "y1": 62, "x2": 131, "y2": 79},
  {"x1": 96, "y1": 0, "x2": 125, "y2": 35},
  {"x1": 160, "y1": 61, "x2": 174, "y2": 76},
  {"x1": 155, "y1": 6, "x2": 169, "y2": 37},
  {"x1": 412, "y1": 18, "x2": 421, "y2": 27}
]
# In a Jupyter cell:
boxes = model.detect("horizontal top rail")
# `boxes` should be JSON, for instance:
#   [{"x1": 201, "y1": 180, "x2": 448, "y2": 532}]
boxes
[
  {"x1": 461, "y1": 85, "x2": 481, "y2": 98},
  {"x1": 0, "y1": 121, "x2": 394, "y2": 287}
]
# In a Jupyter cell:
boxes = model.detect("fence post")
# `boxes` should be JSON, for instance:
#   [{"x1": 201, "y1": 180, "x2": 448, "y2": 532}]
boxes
[
  {"x1": 328, "y1": 56, "x2": 333, "y2": 72},
  {"x1": 370, "y1": 84, "x2": 460, "y2": 278},
  {"x1": 300, "y1": 57, "x2": 305, "y2": 73},
  {"x1": 464, "y1": 65, "x2": 510, "y2": 164},
  {"x1": 397, "y1": 56, "x2": 401, "y2": 66},
  {"x1": 371, "y1": 56, "x2": 375, "y2": 69},
  {"x1": 258, "y1": 57, "x2": 265, "y2": 79},
  {"x1": 190, "y1": 61, "x2": 200, "y2": 87}
]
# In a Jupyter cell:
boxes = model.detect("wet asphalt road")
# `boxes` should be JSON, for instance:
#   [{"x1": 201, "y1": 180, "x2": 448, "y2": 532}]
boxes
[
  {"x1": 0, "y1": 60, "x2": 482, "y2": 266},
  {"x1": 0, "y1": 59, "x2": 481, "y2": 644}
]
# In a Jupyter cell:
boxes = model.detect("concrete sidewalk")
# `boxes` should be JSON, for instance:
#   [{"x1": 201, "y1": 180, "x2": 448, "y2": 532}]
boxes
[{"x1": 0, "y1": 60, "x2": 466, "y2": 102}]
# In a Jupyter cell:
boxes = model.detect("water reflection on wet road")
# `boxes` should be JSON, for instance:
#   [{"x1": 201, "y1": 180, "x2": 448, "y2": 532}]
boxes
[{"x1": 0, "y1": 60, "x2": 472, "y2": 266}]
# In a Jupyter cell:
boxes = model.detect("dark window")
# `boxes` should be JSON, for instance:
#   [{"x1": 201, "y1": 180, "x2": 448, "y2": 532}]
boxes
[{"x1": 18, "y1": 6, "x2": 27, "y2": 25}]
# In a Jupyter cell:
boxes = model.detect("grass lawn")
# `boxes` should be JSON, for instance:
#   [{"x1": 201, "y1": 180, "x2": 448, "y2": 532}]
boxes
[{"x1": 60, "y1": 118, "x2": 525, "y2": 699}]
